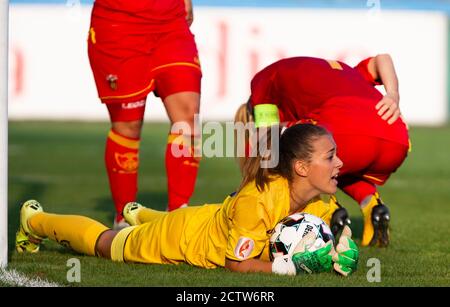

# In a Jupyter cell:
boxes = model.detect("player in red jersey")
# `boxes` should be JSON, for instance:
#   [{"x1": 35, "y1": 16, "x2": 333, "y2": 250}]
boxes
[
  {"x1": 87, "y1": 0, "x2": 202, "y2": 229},
  {"x1": 235, "y1": 54, "x2": 409, "y2": 247}
]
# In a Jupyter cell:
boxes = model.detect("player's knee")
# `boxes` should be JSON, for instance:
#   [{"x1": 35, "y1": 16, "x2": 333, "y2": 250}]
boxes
[
  {"x1": 165, "y1": 92, "x2": 200, "y2": 124},
  {"x1": 177, "y1": 103, "x2": 199, "y2": 125},
  {"x1": 183, "y1": 101, "x2": 200, "y2": 117},
  {"x1": 96, "y1": 230, "x2": 118, "y2": 259},
  {"x1": 112, "y1": 120, "x2": 143, "y2": 139}
]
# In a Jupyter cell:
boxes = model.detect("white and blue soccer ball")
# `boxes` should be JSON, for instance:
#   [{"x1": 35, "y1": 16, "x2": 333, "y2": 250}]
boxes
[{"x1": 269, "y1": 213, "x2": 335, "y2": 261}]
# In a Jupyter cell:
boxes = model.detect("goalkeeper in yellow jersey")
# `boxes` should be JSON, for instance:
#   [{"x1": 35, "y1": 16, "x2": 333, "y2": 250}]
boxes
[{"x1": 16, "y1": 124, "x2": 358, "y2": 276}]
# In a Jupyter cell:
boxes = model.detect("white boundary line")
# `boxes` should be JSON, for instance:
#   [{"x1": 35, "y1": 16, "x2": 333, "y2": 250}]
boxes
[{"x1": 0, "y1": 268, "x2": 61, "y2": 287}]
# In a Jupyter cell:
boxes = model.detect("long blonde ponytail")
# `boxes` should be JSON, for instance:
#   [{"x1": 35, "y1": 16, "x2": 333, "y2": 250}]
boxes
[{"x1": 234, "y1": 102, "x2": 254, "y2": 172}]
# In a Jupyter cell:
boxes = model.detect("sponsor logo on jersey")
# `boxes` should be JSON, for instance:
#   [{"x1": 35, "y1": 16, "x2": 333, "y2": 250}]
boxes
[
  {"x1": 234, "y1": 237, "x2": 255, "y2": 260},
  {"x1": 121, "y1": 100, "x2": 146, "y2": 110}
]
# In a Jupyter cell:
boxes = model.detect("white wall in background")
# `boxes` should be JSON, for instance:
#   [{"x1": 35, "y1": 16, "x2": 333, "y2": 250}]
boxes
[{"x1": 8, "y1": 6, "x2": 448, "y2": 125}]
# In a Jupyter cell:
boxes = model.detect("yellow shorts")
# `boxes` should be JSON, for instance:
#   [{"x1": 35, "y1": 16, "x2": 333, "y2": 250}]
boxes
[
  {"x1": 110, "y1": 206, "x2": 212, "y2": 264},
  {"x1": 111, "y1": 226, "x2": 137, "y2": 262}
]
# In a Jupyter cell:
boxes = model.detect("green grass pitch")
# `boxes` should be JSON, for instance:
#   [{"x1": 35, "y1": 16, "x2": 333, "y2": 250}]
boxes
[{"x1": 4, "y1": 121, "x2": 450, "y2": 286}]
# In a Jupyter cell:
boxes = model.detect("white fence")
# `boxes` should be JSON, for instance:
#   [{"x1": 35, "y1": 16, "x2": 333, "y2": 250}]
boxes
[{"x1": 8, "y1": 5, "x2": 448, "y2": 125}]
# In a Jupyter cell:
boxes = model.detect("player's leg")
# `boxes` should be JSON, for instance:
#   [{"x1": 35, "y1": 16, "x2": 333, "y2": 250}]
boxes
[
  {"x1": 334, "y1": 134, "x2": 388, "y2": 246},
  {"x1": 336, "y1": 135, "x2": 408, "y2": 247},
  {"x1": 95, "y1": 229, "x2": 118, "y2": 259},
  {"x1": 88, "y1": 17, "x2": 154, "y2": 228},
  {"x1": 106, "y1": 102, "x2": 146, "y2": 229},
  {"x1": 360, "y1": 192, "x2": 390, "y2": 247},
  {"x1": 163, "y1": 90, "x2": 201, "y2": 211},
  {"x1": 104, "y1": 207, "x2": 205, "y2": 263},
  {"x1": 121, "y1": 206, "x2": 199, "y2": 264},
  {"x1": 360, "y1": 139, "x2": 408, "y2": 247},
  {"x1": 16, "y1": 200, "x2": 113, "y2": 257},
  {"x1": 123, "y1": 202, "x2": 168, "y2": 226},
  {"x1": 151, "y1": 25, "x2": 202, "y2": 212},
  {"x1": 338, "y1": 176, "x2": 388, "y2": 246}
]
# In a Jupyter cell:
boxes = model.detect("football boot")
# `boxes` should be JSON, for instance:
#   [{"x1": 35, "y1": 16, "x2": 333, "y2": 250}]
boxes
[
  {"x1": 329, "y1": 196, "x2": 351, "y2": 238},
  {"x1": 361, "y1": 193, "x2": 390, "y2": 247},
  {"x1": 122, "y1": 202, "x2": 143, "y2": 226},
  {"x1": 16, "y1": 200, "x2": 44, "y2": 253}
]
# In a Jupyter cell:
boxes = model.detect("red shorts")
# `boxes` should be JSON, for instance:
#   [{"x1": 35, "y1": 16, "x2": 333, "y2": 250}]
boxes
[
  {"x1": 318, "y1": 96, "x2": 410, "y2": 148},
  {"x1": 88, "y1": 18, "x2": 202, "y2": 105},
  {"x1": 106, "y1": 100, "x2": 147, "y2": 122},
  {"x1": 333, "y1": 134, "x2": 409, "y2": 185}
]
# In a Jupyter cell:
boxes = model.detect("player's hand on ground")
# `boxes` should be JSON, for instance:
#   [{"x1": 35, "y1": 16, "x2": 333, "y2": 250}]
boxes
[
  {"x1": 375, "y1": 93, "x2": 400, "y2": 125},
  {"x1": 332, "y1": 225, "x2": 359, "y2": 277}
]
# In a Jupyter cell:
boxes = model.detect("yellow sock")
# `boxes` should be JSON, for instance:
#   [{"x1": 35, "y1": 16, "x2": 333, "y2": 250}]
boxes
[
  {"x1": 137, "y1": 207, "x2": 168, "y2": 224},
  {"x1": 29, "y1": 212, "x2": 109, "y2": 256},
  {"x1": 361, "y1": 194, "x2": 379, "y2": 246}
]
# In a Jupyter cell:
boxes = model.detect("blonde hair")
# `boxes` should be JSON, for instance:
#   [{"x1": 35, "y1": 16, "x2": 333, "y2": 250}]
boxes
[
  {"x1": 234, "y1": 102, "x2": 253, "y2": 125},
  {"x1": 238, "y1": 126, "x2": 279, "y2": 192},
  {"x1": 237, "y1": 123, "x2": 331, "y2": 193},
  {"x1": 234, "y1": 102, "x2": 254, "y2": 172}
]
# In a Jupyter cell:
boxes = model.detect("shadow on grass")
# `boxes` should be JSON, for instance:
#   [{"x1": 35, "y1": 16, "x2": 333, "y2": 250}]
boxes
[{"x1": 348, "y1": 215, "x2": 363, "y2": 241}]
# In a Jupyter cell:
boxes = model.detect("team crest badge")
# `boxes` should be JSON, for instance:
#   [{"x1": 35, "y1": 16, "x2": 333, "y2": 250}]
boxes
[
  {"x1": 115, "y1": 152, "x2": 139, "y2": 173},
  {"x1": 106, "y1": 74, "x2": 118, "y2": 90}
]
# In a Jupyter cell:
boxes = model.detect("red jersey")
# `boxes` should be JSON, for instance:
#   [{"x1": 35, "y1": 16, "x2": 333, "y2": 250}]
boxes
[
  {"x1": 249, "y1": 57, "x2": 409, "y2": 146},
  {"x1": 92, "y1": 0, "x2": 186, "y2": 31}
]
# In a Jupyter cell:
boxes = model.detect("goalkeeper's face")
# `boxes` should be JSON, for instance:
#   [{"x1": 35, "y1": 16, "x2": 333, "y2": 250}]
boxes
[{"x1": 305, "y1": 135, "x2": 343, "y2": 195}]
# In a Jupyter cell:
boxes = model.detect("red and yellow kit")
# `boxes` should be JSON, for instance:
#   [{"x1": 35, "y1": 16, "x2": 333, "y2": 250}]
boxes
[
  {"x1": 92, "y1": 0, "x2": 187, "y2": 27},
  {"x1": 111, "y1": 176, "x2": 334, "y2": 267},
  {"x1": 249, "y1": 57, "x2": 410, "y2": 188},
  {"x1": 249, "y1": 56, "x2": 408, "y2": 147},
  {"x1": 88, "y1": 0, "x2": 202, "y2": 105}
]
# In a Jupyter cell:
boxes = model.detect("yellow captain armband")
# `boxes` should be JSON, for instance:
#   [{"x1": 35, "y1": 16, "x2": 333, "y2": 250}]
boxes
[{"x1": 254, "y1": 104, "x2": 280, "y2": 128}]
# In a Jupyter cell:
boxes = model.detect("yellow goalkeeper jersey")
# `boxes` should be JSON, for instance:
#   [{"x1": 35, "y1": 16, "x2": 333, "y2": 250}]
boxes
[{"x1": 119, "y1": 176, "x2": 333, "y2": 268}]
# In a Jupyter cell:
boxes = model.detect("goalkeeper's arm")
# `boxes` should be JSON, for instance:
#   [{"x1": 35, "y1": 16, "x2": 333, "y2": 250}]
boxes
[
  {"x1": 225, "y1": 233, "x2": 335, "y2": 275},
  {"x1": 225, "y1": 257, "x2": 273, "y2": 273},
  {"x1": 224, "y1": 246, "x2": 332, "y2": 276}
]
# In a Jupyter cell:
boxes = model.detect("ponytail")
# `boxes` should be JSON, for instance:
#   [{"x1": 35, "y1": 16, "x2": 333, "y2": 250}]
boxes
[
  {"x1": 238, "y1": 125, "x2": 280, "y2": 192},
  {"x1": 234, "y1": 101, "x2": 254, "y2": 172},
  {"x1": 237, "y1": 123, "x2": 331, "y2": 192}
]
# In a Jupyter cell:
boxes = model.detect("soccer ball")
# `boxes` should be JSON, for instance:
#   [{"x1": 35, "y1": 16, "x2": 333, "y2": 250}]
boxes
[{"x1": 269, "y1": 213, "x2": 335, "y2": 261}]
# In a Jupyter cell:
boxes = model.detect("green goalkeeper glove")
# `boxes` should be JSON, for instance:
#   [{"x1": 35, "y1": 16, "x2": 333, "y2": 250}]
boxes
[
  {"x1": 272, "y1": 232, "x2": 334, "y2": 275},
  {"x1": 332, "y1": 225, "x2": 359, "y2": 277},
  {"x1": 291, "y1": 232, "x2": 334, "y2": 274}
]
